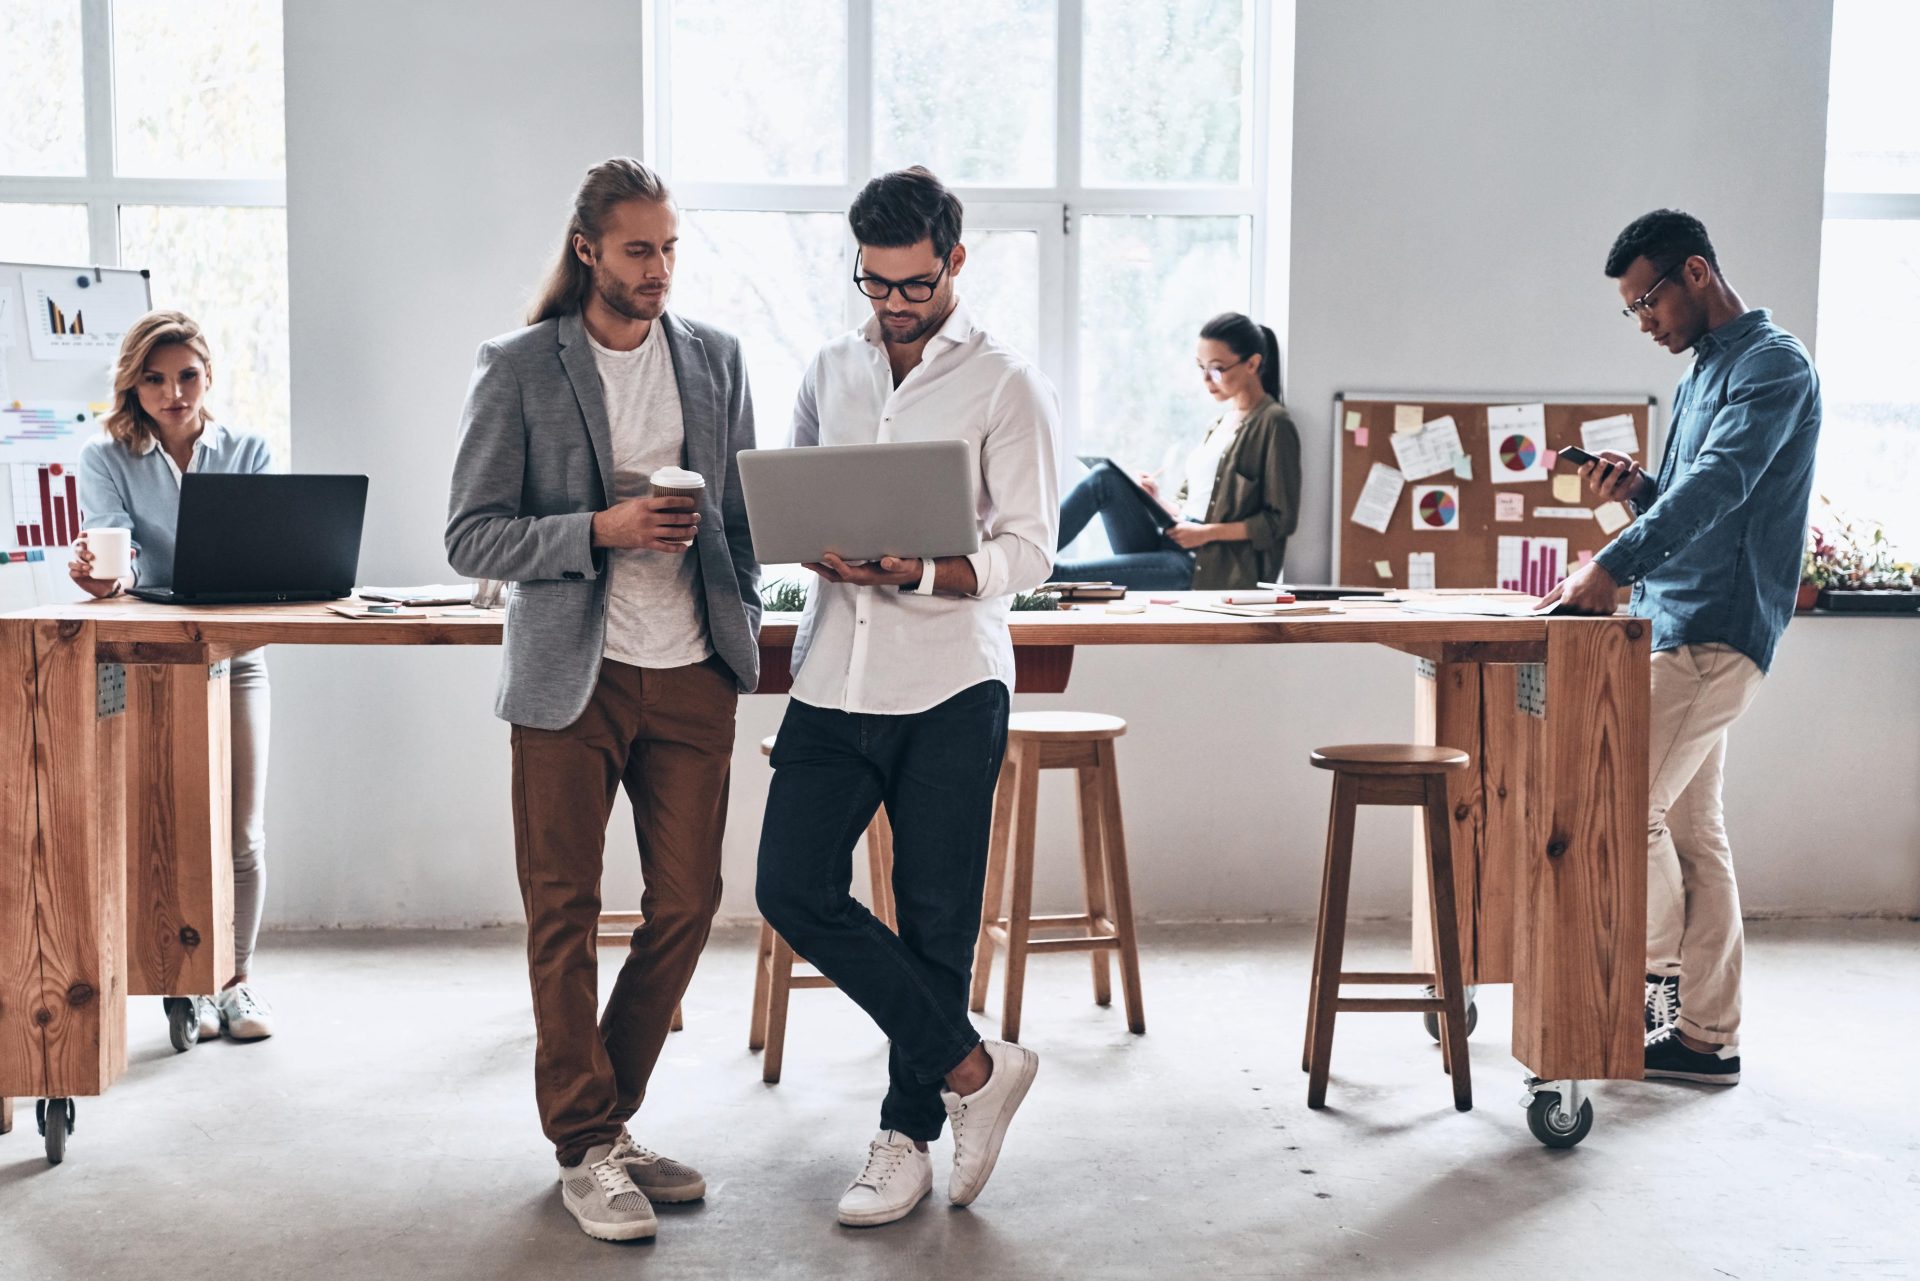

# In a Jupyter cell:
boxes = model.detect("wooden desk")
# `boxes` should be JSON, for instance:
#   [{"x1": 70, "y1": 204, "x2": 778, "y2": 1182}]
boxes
[{"x1": 0, "y1": 594, "x2": 1648, "y2": 1148}]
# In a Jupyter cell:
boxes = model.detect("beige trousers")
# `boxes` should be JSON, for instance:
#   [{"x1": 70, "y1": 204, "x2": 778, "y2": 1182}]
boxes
[{"x1": 1645, "y1": 643, "x2": 1765, "y2": 1048}]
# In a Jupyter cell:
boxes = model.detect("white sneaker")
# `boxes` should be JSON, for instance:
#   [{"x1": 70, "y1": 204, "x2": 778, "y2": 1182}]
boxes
[
  {"x1": 608, "y1": 1129, "x2": 706, "y2": 1203},
  {"x1": 942, "y1": 1039, "x2": 1039, "y2": 1206},
  {"x1": 559, "y1": 1143, "x2": 658, "y2": 1242},
  {"x1": 216, "y1": 984, "x2": 273, "y2": 1041},
  {"x1": 836, "y1": 1130, "x2": 932, "y2": 1228},
  {"x1": 194, "y1": 996, "x2": 223, "y2": 1040}
]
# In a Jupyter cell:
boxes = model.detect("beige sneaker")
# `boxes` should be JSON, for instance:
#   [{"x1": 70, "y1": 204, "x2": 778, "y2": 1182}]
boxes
[
  {"x1": 836, "y1": 1130, "x2": 932, "y2": 1227},
  {"x1": 216, "y1": 984, "x2": 273, "y2": 1041},
  {"x1": 942, "y1": 1039, "x2": 1039, "y2": 1206},
  {"x1": 608, "y1": 1130, "x2": 706, "y2": 1203},
  {"x1": 558, "y1": 1143, "x2": 658, "y2": 1242}
]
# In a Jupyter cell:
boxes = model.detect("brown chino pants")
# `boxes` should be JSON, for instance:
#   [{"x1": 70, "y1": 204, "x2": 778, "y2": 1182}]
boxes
[{"x1": 510, "y1": 654, "x2": 737, "y2": 1166}]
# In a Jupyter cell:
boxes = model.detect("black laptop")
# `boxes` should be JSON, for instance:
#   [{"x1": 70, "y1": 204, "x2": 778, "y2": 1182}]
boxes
[{"x1": 130, "y1": 474, "x2": 369, "y2": 605}]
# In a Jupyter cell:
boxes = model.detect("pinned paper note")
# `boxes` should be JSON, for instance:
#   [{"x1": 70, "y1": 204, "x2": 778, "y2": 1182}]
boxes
[
  {"x1": 1577, "y1": 549, "x2": 1595, "y2": 566},
  {"x1": 1451, "y1": 452, "x2": 1473, "y2": 480},
  {"x1": 1388, "y1": 415, "x2": 1464, "y2": 481},
  {"x1": 1354, "y1": 426, "x2": 1368, "y2": 447},
  {"x1": 1344, "y1": 410, "x2": 1361, "y2": 434},
  {"x1": 1374, "y1": 560, "x2": 1393, "y2": 579},
  {"x1": 1595, "y1": 501, "x2": 1632, "y2": 534},
  {"x1": 1552, "y1": 473, "x2": 1583, "y2": 503},
  {"x1": 1394, "y1": 404, "x2": 1424, "y2": 434},
  {"x1": 1495, "y1": 492, "x2": 1525, "y2": 522},
  {"x1": 1349, "y1": 462, "x2": 1406, "y2": 535},
  {"x1": 1408, "y1": 552, "x2": 1436, "y2": 591},
  {"x1": 1535, "y1": 506, "x2": 1594, "y2": 519},
  {"x1": 1411, "y1": 484, "x2": 1461, "y2": 532},
  {"x1": 1581, "y1": 413, "x2": 1640, "y2": 457},
  {"x1": 1487, "y1": 403, "x2": 1549, "y2": 483},
  {"x1": 1542, "y1": 449, "x2": 1558, "y2": 470}
]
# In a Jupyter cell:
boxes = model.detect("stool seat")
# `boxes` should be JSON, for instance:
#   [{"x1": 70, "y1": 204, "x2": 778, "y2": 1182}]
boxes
[
  {"x1": 1310, "y1": 743, "x2": 1471, "y2": 775},
  {"x1": 1008, "y1": 711, "x2": 1127, "y2": 741}
]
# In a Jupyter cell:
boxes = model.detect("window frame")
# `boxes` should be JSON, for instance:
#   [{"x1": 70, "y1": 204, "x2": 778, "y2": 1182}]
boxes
[{"x1": 642, "y1": 0, "x2": 1275, "y2": 447}]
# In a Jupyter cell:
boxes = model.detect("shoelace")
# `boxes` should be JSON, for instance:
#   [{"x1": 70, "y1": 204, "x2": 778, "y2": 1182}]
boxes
[
  {"x1": 226, "y1": 987, "x2": 263, "y2": 1018},
  {"x1": 1645, "y1": 978, "x2": 1679, "y2": 1029},
  {"x1": 591, "y1": 1154, "x2": 642, "y2": 1201},
  {"x1": 610, "y1": 1134, "x2": 659, "y2": 1167},
  {"x1": 852, "y1": 1141, "x2": 910, "y2": 1191}
]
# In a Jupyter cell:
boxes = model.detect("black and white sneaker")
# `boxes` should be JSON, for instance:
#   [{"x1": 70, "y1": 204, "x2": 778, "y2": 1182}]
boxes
[
  {"x1": 1645, "y1": 973, "x2": 1680, "y2": 1036},
  {"x1": 1644, "y1": 1026, "x2": 1740, "y2": 1085}
]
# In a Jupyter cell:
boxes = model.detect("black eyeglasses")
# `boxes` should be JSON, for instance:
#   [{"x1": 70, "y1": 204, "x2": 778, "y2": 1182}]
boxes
[
  {"x1": 1622, "y1": 262, "x2": 1684, "y2": 319},
  {"x1": 854, "y1": 254, "x2": 949, "y2": 303},
  {"x1": 1197, "y1": 355, "x2": 1249, "y2": 383}
]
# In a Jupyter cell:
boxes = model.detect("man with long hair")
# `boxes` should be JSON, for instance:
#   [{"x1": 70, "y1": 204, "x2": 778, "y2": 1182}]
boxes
[
  {"x1": 755, "y1": 167, "x2": 1059, "y2": 1228},
  {"x1": 446, "y1": 157, "x2": 760, "y2": 1242}
]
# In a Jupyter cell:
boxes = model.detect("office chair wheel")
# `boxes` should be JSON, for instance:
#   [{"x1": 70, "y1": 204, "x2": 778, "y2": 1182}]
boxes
[{"x1": 165, "y1": 997, "x2": 201, "y2": 1053}]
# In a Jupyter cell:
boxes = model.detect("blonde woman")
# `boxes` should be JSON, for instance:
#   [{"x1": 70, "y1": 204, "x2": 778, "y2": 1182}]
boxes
[{"x1": 70, "y1": 310, "x2": 276, "y2": 1044}]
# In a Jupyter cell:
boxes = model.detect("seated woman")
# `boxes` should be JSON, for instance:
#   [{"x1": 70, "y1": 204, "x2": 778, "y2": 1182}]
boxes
[
  {"x1": 1053, "y1": 312, "x2": 1302, "y2": 590},
  {"x1": 69, "y1": 310, "x2": 277, "y2": 1044}
]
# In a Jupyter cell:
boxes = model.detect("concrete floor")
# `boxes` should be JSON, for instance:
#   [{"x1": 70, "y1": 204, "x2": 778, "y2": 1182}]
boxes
[{"x1": 2, "y1": 920, "x2": 1916, "y2": 1281}]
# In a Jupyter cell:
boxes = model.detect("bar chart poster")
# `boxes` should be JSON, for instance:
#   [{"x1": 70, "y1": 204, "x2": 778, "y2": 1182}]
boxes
[
  {"x1": 22, "y1": 268, "x2": 149, "y2": 361},
  {"x1": 9, "y1": 462, "x2": 84, "y2": 551},
  {"x1": 0, "y1": 401, "x2": 101, "y2": 465},
  {"x1": 1498, "y1": 535, "x2": 1569, "y2": 596}
]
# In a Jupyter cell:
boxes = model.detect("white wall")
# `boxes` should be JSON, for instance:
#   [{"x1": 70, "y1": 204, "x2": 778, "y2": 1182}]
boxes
[{"x1": 270, "y1": 0, "x2": 1918, "y2": 932}]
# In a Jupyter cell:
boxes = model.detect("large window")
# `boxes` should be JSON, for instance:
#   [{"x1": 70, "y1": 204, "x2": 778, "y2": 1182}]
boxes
[
  {"x1": 1818, "y1": 0, "x2": 1920, "y2": 552},
  {"x1": 0, "y1": 0, "x2": 289, "y2": 461},
  {"x1": 651, "y1": 0, "x2": 1276, "y2": 471}
]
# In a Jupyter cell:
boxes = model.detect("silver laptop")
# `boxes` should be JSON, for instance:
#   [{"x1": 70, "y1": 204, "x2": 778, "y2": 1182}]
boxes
[{"x1": 738, "y1": 440, "x2": 980, "y2": 565}]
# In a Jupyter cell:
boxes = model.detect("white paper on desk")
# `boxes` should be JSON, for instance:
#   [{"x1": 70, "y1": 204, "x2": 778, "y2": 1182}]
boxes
[
  {"x1": 1400, "y1": 595, "x2": 1545, "y2": 618},
  {"x1": 1388, "y1": 415, "x2": 1463, "y2": 481},
  {"x1": 1349, "y1": 462, "x2": 1405, "y2": 535},
  {"x1": 1581, "y1": 413, "x2": 1640, "y2": 457},
  {"x1": 1487, "y1": 403, "x2": 1549, "y2": 483}
]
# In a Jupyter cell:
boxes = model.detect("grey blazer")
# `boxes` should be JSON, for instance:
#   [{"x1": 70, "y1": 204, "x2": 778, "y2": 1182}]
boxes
[{"x1": 445, "y1": 310, "x2": 761, "y2": 730}]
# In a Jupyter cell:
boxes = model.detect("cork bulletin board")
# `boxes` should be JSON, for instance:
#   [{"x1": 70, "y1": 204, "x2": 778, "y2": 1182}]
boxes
[{"x1": 1332, "y1": 394, "x2": 1658, "y2": 591}]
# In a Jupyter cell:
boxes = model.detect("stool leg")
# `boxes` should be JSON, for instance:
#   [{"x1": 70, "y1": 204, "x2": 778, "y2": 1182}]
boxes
[
  {"x1": 866, "y1": 805, "x2": 898, "y2": 932},
  {"x1": 1074, "y1": 761, "x2": 1113, "y2": 1008},
  {"x1": 1423, "y1": 775, "x2": 1473, "y2": 1111},
  {"x1": 763, "y1": 931, "x2": 797, "y2": 1084},
  {"x1": 1302, "y1": 787, "x2": 1341, "y2": 1074},
  {"x1": 749, "y1": 919, "x2": 774, "y2": 1051},
  {"x1": 999, "y1": 748, "x2": 1043, "y2": 1044},
  {"x1": 1307, "y1": 773, "x2": 1360, "y2": 1110},
  {"x1": 971, "y1": 752, "x2": 1019, "y2": 1014},
  {"x1": 1096, "y1": 741, "x2": 1146, "y2": 1035}
]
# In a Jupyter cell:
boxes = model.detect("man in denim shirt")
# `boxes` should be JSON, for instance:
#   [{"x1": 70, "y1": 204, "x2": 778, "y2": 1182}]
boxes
[{"x1": 1543, "y1": 210, "x2": 1820, "y2": 1087}]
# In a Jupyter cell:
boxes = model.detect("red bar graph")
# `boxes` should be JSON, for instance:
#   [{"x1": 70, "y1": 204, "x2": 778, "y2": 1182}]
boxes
[
  {"x1": 64, "y1": 473, "x2": 79, "y2": 544},
  {"x1": 39, "y1": 466, "x2": 53, "y2": 546},
  {"x1": 1499, "y1": 536, "x2": 1569, "y2": 596},
  {"x1": 9, "y1": 464, "x2": 82, "y2": 552}
]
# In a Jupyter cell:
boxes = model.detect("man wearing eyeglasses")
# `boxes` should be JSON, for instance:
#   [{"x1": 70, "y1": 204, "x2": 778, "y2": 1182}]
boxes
[
  {"x1": 755, "y1": 166, "x2": 1059, "y2": 1227},
  {"x1": 1541, "y1": 209, "x2": 1821, "y2": 1089}
]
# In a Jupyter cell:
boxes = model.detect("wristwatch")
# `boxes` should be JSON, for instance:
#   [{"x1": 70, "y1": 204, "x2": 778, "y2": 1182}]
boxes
[{"x1": 912, "y1": 557, "x2": 937, "y2": 595}]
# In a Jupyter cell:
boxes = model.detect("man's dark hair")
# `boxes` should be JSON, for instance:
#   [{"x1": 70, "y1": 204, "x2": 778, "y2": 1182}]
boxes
[
  {"x1": 1605, "y1": 209, "x2": 1720, "y2": 279},
  {"x1": 849, "y1": 166, "x2": 964, "y2": 260}
]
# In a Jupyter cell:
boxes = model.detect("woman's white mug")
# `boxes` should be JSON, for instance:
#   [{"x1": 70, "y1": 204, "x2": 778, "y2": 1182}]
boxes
[{"x1": 80, "y1": 528, "x2": 132, "y2": 580}]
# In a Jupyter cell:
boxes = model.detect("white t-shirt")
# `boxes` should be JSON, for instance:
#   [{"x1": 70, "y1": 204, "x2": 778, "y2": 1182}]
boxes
[
  {"x1": 589, "y1": 325, "x2": 712, "y2": 669},
  {"x1": 1182, "y1": 407, "x2": 1244, "y2": 521}
]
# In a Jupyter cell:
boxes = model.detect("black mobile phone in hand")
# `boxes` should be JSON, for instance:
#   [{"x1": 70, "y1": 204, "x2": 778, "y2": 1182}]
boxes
[{"x1": 1555, "y1": 444, "x2": 1600, "y2": 469}]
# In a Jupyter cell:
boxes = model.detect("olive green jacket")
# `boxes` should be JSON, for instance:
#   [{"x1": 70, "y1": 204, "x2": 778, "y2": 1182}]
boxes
[{"x1": 1176, "y1": 396, "x2": 1303, "y2": 590}]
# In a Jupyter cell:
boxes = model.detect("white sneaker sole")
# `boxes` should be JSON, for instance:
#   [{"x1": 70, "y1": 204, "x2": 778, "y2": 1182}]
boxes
[
  {"x1": 569, "y1": 1212, "x2": 658, "y2": 1242},
  {"x1": 838, "y1": 1177, "x2": 931, "y2": 1228},
  {"x1": 949, "y1": 1045, "x2": 1039, "y2": 1207},
  {"x1": 1644, "y1": 1066, "x2": 1740, "y2": 1086}
]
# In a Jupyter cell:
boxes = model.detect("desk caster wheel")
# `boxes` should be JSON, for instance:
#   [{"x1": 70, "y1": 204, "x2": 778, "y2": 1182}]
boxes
[
  {"x1": 1525, "y1": 1088, "x2": 1592, "y2": 1149},
  {"x1": 1422, "y1": 984, "x2": 1478, "y2": 1042},
  {"x1": 165, "y1": 997, "x2": 201, "y2": 1053},
  {"x1": 36, "y1": 1098, "x2": 74, "y2": 1165}
]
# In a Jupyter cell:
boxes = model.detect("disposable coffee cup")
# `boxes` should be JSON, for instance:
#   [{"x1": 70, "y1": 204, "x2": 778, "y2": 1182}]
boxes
[
  {"x1": 649, "y1": 467, "x2": 704, "y2": 545},
  {"x1": 83, "y1": 528, "x2": 131, "y2": 580}
]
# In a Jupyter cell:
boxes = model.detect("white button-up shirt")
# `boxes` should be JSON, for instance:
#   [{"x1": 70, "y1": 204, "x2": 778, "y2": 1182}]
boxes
[{"x1": 788, "y1": 302, "x2": 1060, "y2": 715}]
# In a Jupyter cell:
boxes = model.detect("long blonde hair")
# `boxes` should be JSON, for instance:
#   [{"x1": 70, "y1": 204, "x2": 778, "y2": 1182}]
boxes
[
  {"x1": 526, "y1": 157, "x2": 674, "y2": 325},
  {"x1": 105, "y1": 310, "x2": 214, "y2": 450}
]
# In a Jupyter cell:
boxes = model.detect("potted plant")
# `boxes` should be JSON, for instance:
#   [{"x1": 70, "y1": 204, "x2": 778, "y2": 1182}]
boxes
[{"x1": 1802, "y1": 499, "x2": 1918, "y2": 612}]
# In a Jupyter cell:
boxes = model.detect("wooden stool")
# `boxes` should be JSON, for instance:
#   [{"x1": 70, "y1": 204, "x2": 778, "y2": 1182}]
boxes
[
  {"x1": 1303, "y1": 743, "x2": 1474, "y2": 1112},
  {"x1": 971, "y1": 711, "x2": 1145, "y2": 1044},
  {"x1": 748, "y1": 735, "x2": 898, "y2": 1083}
]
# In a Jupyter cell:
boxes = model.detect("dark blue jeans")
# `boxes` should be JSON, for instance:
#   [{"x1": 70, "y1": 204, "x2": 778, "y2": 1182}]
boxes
[
  {"x1": 1052, "y1": 461, "x2": 1195, "y2": 590},
  {"x1": 755, "y1": 680, "x2": 1010, "y2": 1141}
]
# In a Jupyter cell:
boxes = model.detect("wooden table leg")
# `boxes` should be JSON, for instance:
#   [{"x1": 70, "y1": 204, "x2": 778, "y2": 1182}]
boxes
[
  {"x1": 0, "y1": 620, "x2": 129, "y2": 1103},
  {"x1": 1512, "y1": 619, "x2": 1649, "y2": 1082},
  {"x1": 1, "y1": 1094, "x2": 12, "y2": 1133},
  {"x1": 125, "y1": 661, "x2": 234, "y2": 997}
]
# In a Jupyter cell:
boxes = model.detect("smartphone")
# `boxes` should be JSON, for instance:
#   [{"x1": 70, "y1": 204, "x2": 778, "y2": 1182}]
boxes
[{"x1": 1555, "y1": 445, "x2": 1600, "y2": 468}]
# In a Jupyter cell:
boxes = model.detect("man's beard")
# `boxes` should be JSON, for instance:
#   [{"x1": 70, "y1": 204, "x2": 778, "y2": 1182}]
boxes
[
  {"x1": 881, "y1": 309, "x2": 941, "y2": 345},
  {"x1": 594, "y1": 267, "x2": 667, "y2": 322}
]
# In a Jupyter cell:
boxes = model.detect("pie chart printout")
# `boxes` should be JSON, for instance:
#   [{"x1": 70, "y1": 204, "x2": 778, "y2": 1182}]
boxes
[{"x1": 1499, "y1": 434, "x2": 1537, "y2": 473}]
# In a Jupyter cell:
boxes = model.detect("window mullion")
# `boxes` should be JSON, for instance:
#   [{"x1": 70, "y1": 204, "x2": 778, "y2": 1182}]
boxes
[
  {"x1": 79, "y1": 0, "x2": 117, "y2": 263},
  {"x1": 847, "y1": 0, "x2": 873, "y2": 185},
  {"x1": 1057, "y1": 0, "x2": 1083, "y2": 443}
]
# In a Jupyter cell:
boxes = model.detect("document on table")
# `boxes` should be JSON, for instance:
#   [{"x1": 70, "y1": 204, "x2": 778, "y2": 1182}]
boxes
[
  {"x1": 1349, "y1": 462, "x2": 1405, "y2": 534},
  {"x1": 1388, "y1": 415, "x2": 1464, "y2": 481},
  {"x1": 1401, "y1": 595, "x2": 1566, "y2": 618},
  {"x1": 1581, "y1": 413, "x2": 1641, "y2": 457}
]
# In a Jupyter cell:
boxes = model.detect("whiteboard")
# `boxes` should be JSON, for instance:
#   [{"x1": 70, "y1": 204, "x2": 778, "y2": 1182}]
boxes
[{"x1": 0, "y1": 261, "x2": 154, "y2": 608}]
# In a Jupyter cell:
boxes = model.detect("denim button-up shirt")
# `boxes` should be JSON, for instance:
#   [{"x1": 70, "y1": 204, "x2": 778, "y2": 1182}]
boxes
[
  {"x1": 1593, "y1": 309, "x2": 1821, "y2": 674},
  {"x1": 78, "y1": 423, "x2": 274, "y2": 589}
]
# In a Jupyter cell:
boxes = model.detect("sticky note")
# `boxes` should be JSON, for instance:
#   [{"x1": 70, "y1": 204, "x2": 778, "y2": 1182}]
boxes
[
  {"x1": 1374, "y1": 560, "x2": 1393, "y2": 579},
  {"x1": 1542, "y1": 449, "x2": 1558, "y2": 470},
  {"x1": 1452, "y1": 452, "x2": 1473, "y2": 480},
  {"x1": 1595, "y1": 501, "x2": 1632, "y2": 534},
  {"x1": 1394, "y1": 405, "x2": 1424, "y2": 434},
  {"x1": 1344, "y1": 410, "x2": 1361, "y2": 434},
  {"x1": 1577, "y1": 549, "x2": 1595, "y2": 566},
  {"x1": 1552, "y1": 474, "x2": 1583, "y2": 503},
  {"x1": 1495, "y1": 493, "x2": 1525, "y2": 522},
  {"x1": 1354, "y1": 426, "x2": 1369, "y2": 447}
]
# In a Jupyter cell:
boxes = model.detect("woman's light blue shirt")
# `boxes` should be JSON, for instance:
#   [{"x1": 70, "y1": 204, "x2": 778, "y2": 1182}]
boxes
[{"x1": 77, "y1": 423, "x2": 274, "y2": 589}]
